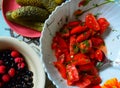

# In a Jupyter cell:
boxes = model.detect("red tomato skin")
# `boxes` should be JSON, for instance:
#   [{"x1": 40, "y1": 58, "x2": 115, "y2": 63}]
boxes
[
  {"x1": 66, "y1": 65, "x2": 79, "y2": 85},
  {"x1": 97, "y1": 18, "x2": 110, "y2": 34},
  {"x1": 70, "y1": 25, "x2": 87, "y2": 35},
  {"x1": 70, "y1": 35, "x2": 76, "y2": 56},
  {"x1": 92, "y1": 85, "x2": 101, "y2": 88},
  {"x1": 72, "y1": 53, "x2": 91, "y2": 65},
  {"x1": 94, "y1": 49, "x2": 104, "y2": 62},
  {"x1": 78, "y1": 63, "x2": 94, "y2": 72},
  {"x1": 67, "y1": 21, "x2": 81, "y2": 28},
  {"x1": 53, "y1": 62, "x2": 67, "y2": 79},
  {"x1": 86, "y1": 13, "x2": 100, "y2": 31},
  {"x1": 76, "y1": 30, "x2": 91, "y2": 43},
  {"x1": 79, "y1": 40, "x2": 92, "y2": 53},
  {"x1": 75, "y1": 77, "x2": 91, "y2": 88},
  {"x1": 84, "y1": 74, "x2": 101, "y2": 85},
  {"x1": 91, "y1": 37, "x2": 104, "y2": 47}
]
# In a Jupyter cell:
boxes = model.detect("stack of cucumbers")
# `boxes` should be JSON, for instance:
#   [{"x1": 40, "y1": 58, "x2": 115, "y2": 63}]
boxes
[{"x1": 6, "y1": 0, "x2": 65, "y2": 32}]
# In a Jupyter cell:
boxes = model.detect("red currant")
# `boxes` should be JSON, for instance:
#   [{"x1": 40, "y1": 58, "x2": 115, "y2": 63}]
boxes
[
  {"x1": 8, "y1": 68, "x2": 16, "y2": 77},
  {"x1": 2, "y1": 74, "x2": 10, "y2": 82},
  {"x1": 0, "y1": 65, "x2": 6, "y2": 74},
  {"x1": 11, "y1": 50, "x2": 20, "y2": 57}
]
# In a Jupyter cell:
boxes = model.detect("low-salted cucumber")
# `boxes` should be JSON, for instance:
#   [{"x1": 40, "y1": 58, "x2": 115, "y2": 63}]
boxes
[
  {"x1": 16, "y1": 0, "x2": 44, "y2": 8},
  {"x1": 42, "y1": 0, "x2": 60, "y2": 13},
  {"x1": 11, "y1": 6, "x2": 49, "y2": 22},
  {"x1": 6, "y1": 11, "x2": 44, "y2": 32}
]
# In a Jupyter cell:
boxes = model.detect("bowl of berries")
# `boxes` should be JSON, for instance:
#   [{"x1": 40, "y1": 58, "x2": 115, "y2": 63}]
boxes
[
  {"x1": 0, "y1": 37, "x2": 45, "y2": 88},
  {"x1": 40, "y1": 0, "x2": 120, "y2": 88}
]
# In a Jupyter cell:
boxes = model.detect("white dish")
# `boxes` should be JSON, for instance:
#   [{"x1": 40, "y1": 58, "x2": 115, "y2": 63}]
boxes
[
  {"x1": 0, "y1": 36, "x2": 45, "y2": 88},
  {"x1": 40, "y1": 0, "x2": 120, "y2": 88}
]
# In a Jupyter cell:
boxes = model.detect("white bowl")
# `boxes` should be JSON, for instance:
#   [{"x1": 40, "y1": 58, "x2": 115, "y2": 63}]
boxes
[
  {"x1": 0, "y1": 36, "x2": 45, "y2": 88},
  {"x1": 40, "y1": 0, "x2": 120, "y2": 88}
]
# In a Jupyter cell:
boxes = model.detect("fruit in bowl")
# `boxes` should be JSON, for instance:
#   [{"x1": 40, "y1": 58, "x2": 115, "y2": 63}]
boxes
[
  {"x1": 40, "y1": 0, "x2": 120, "y2": 88},
  {"x1": 0, "y1": 37, "x2": 45, "y2": 88}
]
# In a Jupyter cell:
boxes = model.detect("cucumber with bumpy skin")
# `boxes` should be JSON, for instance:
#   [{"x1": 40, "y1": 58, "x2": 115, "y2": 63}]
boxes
[
  {"x1": 42, "y1": 0, "x2": 63, "y2": 13},
  {"x1": 11, "y1": 6, "x2": 49, "y2": 22},
  {"x1": 16, "y1": 0, "x2": 44, "y2": 8},
  {"x1": 6, "y1": 11, "x2": 44, "y2": 32}
]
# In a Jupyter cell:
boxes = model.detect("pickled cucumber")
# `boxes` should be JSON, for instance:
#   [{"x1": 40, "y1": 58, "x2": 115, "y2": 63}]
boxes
[
  {"x1": 42, "y1": 0, "x2": 60, "y2": 13},
  {"x1": 55, "y1": 0, "x2": 64, "y2": 5},
  {"x1": 11, "y1": 6, "x2": 49, "y2": 22},
  {"x1": 16, "y1": 0, "x2": 44, "y2": 8},
  {"x1": 6, "y1": 11, "x2": 44, "y2": 32}
]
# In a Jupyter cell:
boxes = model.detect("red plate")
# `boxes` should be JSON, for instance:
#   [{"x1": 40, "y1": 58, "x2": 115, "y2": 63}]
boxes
[{"x1": 2, "y1": 0, "x2": 41, "y2": 38}]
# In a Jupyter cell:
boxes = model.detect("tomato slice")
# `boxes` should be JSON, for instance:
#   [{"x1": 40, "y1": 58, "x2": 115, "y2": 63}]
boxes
[
  {"x1": 75, "y1": 77, "x2": 91, "y2": 88},
  {"x1": 79, "y1": 40, "x2": 92, "y2": 53},
  {"x1": 91, "y1": 37, "x2": 104, "y2": 47},
  {"x1": 86, "y1": 13, "x2": 100, "y2": 31},
  {"x1": 94, "y1": 49, "x2": 105, "y2": 62},
  {"x1": 66, "y1": 64, "x2": 79, "y2": 85},
  {"x1": 97, "y1": 18, "x2": 110, "y2": 34},
  {"x1": 70, "y1": 25, "x2": 87, "y2": 35},
  {"x1": 67, "y1": 21, "x2": 81, "y2": 28},
  {"x1": 72, "y1": 53, "x2": 91, "y2": 65},
  {"x1": 53, "y1": 62, "x2": 67, "y2": 79},
  {"x1": 76, "y1": 30, "x2": 91, "y2": 43}
]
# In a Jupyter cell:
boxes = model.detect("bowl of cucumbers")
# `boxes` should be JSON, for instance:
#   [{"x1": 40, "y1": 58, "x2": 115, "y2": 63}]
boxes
[{"x1": 2, "y1": 0, "x2": 66, "y2": 37}]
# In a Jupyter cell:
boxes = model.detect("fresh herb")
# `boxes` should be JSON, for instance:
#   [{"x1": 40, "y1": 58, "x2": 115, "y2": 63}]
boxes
[
  {"x1": 73, "y1": 45, "x2": 79, "y2": 54},
  {"x1": 96, "y1": 62, "x2": 104, "y2": 69},
  {"x1": 75, "y1": 0, "x2": 115, "y2": 17}
]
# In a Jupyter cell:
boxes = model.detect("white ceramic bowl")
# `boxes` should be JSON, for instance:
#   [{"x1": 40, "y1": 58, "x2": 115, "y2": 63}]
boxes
[
  {"x1": 40, "y1": 0, "x2": 120, "y2": 88},
  {"x1": 0, "y1": 36, "x2": 45, "y2": 88}
]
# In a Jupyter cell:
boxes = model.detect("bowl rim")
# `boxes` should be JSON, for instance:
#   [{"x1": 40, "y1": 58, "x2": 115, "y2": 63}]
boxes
[{"x1": 0, "y1": 36, "x2": 46, "y2": 88}]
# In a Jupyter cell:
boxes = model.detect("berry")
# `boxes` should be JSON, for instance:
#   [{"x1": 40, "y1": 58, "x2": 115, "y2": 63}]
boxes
[
  {"x1": 18, "y1": 62, "x2": 25, "y2": 69},
  {"x1": 0, "y1": 49, "x2": 34, "y2": 87},
  {"x1": 2, "y1": 74, "x2": 10, "y2": 82},
  {"x1": 0, "y1": 82, "x2": 3, "y2": 87},
  {"x1": 14, "y1": 57, "x2": 23, "y2": 63},
  {"x1": 11, "y1": 50, "x2": 20, "y2": 57},
  {"x1": 8, "y1": 68, "x2": 16, "y2": 77},
  {"x1": 0, "y1": 65, "x2": 6, "y2": 74},
  {"x1": 0, "y1": 60, "x2": 3, "y2": 65}
]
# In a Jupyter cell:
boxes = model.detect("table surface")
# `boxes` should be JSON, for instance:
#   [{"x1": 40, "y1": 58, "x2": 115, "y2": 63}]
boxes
[{"x1": 0, "y1": 1, "x2": 56, "y2": 88}]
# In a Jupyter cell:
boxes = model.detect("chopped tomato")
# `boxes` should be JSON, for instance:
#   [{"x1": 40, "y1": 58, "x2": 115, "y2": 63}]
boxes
[
  {"x1": 75, "y1": 77, "x2": 91, "y2": 88},
  {"x1": 97, "y1": 18, "x2": 110, "y2": 34},
  {"x1": 79, "y1": 40, "x2": 92, "y2": 53},
  {"x1": 94, "y1": 49, "x2": 105, "y2": 62},
  {"x1": 70, "y1": 25, "x2": 87, "y2": 35},
  {"x1": 72, "y1": 53, "x2": 91, "y2": 65},
  {"x1": 76, "y1": 30, "x2": 91, "y2": 43},
  {"x1": 70, "y1": 35, "x2": 77, "y2": 56},
  {"x1": 67, "y1": 21, "x2": 81, "y2": 28},
  {"x1": 66, "y1": 64, "x2": 79, "y2": 85},
  {"x1": 51, "y1": 13, "x2": 109, "y2": 88},
  {"x1": 84, "y1": 74, "x2": 102, "y2": 85},
  {"x1": 86, "y1": 13, "x2": 100, "y2": 31},
  {"x1": 53, "y1": 62, "x2": 67, "y2": 79},
  {"x1": 78, "y1": 63, "x2": 94, "y2": 72},
  {"x1": 91, "y1": 37, "x2": 104, "y2": 47}
]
